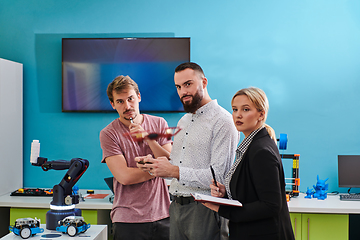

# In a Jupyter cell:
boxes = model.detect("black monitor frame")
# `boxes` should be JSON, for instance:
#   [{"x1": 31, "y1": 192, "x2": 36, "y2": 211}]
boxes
[{"x1": 338, "y1": 155, "x2": 360, "y2": 188}]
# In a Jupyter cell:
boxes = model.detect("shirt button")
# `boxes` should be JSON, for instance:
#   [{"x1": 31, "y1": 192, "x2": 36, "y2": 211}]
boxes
[
  {"x1": 180, "y1": 161, "x2": 182, "y2": 163},
  {"x1": 183, "y1": 147, "x2": 185, "y2": 149}
]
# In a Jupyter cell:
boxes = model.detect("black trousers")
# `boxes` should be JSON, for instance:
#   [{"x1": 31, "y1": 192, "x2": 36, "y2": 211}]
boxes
[{"x1": 113, "y1": 217, "x2": 170, "y2": 240}]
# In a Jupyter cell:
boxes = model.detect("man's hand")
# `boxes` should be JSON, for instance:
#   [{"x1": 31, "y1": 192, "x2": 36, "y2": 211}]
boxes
[
  {"x1": 129, "y1": 122, "x2": 148, "y2": 139},
  {"x1": 135, "y1": 155, "x2": 153, "y2": 170},
  {"x1": 135, "y1": 155, "x2": 179, "y2": 179}
]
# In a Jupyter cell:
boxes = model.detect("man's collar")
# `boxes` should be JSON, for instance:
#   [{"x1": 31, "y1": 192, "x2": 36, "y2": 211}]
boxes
[{"x1": 192, "y1": 99, "x2": 217, "y2": 115}]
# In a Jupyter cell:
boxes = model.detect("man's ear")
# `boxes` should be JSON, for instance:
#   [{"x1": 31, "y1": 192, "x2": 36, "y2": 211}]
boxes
[
  {"x1": 110, "y1": 101, "x2": 115, "y2": 109},
  {"x1": 202, "y1": 77, "x2": 208, "y2": 89},
  {"x1": 138, "y1": 93, "x2": 141, "y2": 103}
]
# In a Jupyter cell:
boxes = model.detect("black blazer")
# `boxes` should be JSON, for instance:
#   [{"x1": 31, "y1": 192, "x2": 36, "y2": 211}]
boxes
[{"x1": 218, "y1": 128, "x2": 295, "y2": 240}]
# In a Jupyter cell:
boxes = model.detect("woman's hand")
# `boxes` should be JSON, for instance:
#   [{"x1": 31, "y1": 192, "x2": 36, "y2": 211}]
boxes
[
  {"x1": 210, "y1": 180, "x2": 226, "y2": 198},
  {"x1": 202, "y1": 202, "x2": 220, "y2": 212},
  {"x1": 202, "y1": 180, "x2": 225, "y2": 212}
]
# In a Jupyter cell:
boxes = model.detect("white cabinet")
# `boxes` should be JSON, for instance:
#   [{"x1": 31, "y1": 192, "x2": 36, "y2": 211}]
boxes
[{"x1": 0, "y1": 58, "x2": 23, "y2": 196}]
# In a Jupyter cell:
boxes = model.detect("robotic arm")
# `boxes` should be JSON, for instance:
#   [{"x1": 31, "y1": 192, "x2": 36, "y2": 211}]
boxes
[
  {"x1": 32, "y1": 157, "x2": 89, "y2": 206},
  {"x1": 30, "y1": 140, "x2": 89, "y2": 230}
]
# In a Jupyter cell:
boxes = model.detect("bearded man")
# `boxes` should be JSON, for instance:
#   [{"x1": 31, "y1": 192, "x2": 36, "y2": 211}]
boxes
[{"x1": 136, "y1": 62, "x2": 239, "y2": 240}]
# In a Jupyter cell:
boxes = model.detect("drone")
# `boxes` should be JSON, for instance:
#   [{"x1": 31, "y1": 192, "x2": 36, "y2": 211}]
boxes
[{"x1": 123, "y1": 127, "x2": 181, "y2": 142}]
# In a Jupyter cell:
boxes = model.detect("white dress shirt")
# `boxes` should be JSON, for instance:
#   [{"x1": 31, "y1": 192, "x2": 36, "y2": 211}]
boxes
[{"x1": 169, "y1": 100, "x2": 239, "y2": 197}]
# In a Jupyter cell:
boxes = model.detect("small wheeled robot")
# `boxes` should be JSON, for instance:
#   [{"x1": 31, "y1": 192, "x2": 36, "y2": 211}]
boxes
[
  {"x1": 9, "y1": 217, "x2": 44, "y2": 239},
  {"x1": 56, "y1": 216, "x2": 91, "y2": 237}
]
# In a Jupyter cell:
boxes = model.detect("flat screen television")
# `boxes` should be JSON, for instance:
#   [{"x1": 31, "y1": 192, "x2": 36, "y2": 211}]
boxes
[
  {"x1": 62, "y1": 37, "x2": 190, "y2": 112},
  {"x1": 338, "y1": 155, "x2": 360, "y2": 188}
]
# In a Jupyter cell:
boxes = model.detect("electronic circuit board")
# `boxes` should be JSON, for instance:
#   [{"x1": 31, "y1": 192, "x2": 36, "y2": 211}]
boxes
[{"x1": 10, "y1": 188, "x2": 53, "y2": 197}]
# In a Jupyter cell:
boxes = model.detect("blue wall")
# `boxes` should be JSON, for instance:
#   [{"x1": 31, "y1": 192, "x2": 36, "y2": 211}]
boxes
[{"x1": 1, "y1": 0, "x2": 360, "y2": 193}]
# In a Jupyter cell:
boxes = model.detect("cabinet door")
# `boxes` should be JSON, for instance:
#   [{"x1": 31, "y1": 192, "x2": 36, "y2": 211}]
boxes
[
  {"x1": 10, "y1": 208, "x2": 48, "y2": 225},
  {"x1": 290, "y1": 213, "x2": 302, "y2": 240},
  {"x1": 10, "y1": 208, "x2": 98, "y2": 225},
  {"x1": 301, "y1": 213, "x2": 348, "y2": 240}
]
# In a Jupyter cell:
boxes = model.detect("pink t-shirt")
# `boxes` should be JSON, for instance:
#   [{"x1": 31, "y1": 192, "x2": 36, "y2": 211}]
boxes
[{"x1": 100, "y1": 114, "x2": 171, "y2": 223}]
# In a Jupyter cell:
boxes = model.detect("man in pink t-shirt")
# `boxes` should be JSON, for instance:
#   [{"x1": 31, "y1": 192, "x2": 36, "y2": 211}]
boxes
[{"x1": 100, "y1": 75, "x2": 172, "y2": 240}]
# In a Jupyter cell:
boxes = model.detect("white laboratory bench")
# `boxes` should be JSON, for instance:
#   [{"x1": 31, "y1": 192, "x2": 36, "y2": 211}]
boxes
[
  {"x1": 287, "y1": 193, "x2": 360, "y2": 240},
  {"x1": 0, "y1": 190, "x2": 112, "y2": 210},
  {"x1": 2, "y1": 191, "x2": 360, "y2": 214},
  {"x1": 288, "y1": 193, "x2": 360, "y2": 214},
  {"x1": 2, "y1": 191, "x2": 360, "y2": 239}
]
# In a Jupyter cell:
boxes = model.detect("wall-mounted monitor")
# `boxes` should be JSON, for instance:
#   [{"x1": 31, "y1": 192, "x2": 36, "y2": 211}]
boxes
[
  {"x1": 338, "y1": 155, "x2": 360, "y2": 188},
  {"x1": 62, "y1": 37, "x2": 190, "y2": 112}
]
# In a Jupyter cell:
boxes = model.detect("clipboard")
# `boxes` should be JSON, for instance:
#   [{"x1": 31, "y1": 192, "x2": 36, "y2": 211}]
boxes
[{"x1": 191, "y1": 193, "x2": 242, "y2": 207}]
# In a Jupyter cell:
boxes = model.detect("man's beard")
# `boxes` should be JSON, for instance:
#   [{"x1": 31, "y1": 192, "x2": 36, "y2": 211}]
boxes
[
  {"x1": 123, "y1": 110, "x2": 137, "y2": 121},
  {"x1": 181, "y1": 91, "x2": 203, "y2": 113}
]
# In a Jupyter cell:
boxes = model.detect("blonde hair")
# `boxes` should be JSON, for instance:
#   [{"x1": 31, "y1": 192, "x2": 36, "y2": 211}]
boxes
[
  {"x1": 232, "y1": 87, "x2": 277, "y2": 143},
  {"x1": 265, "y1": 124, "x2": 277, "y2": 144}
]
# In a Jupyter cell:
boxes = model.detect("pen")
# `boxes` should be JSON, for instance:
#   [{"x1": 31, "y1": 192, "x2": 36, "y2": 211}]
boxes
[
  {"x1": 210, "y1": 165, "x2": 218, "y2": 187},
  {"x1": 130, "y1": 117, "x2": 134, "y2": 123}
]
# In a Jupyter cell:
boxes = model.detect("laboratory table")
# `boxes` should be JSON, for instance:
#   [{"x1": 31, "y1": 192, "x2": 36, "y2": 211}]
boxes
[{"x1": 2, "y1": 191, "x2": 360, "y2": 239}]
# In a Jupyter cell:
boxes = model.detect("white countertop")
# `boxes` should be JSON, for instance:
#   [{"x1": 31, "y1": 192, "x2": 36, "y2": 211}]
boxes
[
  {"x1": 288, "y1": 193, "x2": 360, "y2": 214},
  {"x1": 0, "y1": 190, "x2": 112, "y2": 210},
  {"x1": 2, "y1": 190, "x2": 360, "y2": 214}
]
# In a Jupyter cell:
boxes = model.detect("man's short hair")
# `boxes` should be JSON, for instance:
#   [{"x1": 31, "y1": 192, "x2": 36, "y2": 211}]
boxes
[
  {"x1": 107, "y1": 75, "x2": 140, "y2": 103},
  {"x1": 175, "y1": 62, "x2": 205, "y2": 78}
]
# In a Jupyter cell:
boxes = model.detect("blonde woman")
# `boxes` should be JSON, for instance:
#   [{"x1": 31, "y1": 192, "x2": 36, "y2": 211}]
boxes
[{"x1": 203, "y1": 87, "x2": 294, "y2": 240}]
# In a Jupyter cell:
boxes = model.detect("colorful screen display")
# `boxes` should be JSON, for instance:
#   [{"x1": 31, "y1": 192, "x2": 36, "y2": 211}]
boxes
[{"x1": 62, "y1": 37, "x2": 190, "y2": 112}]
